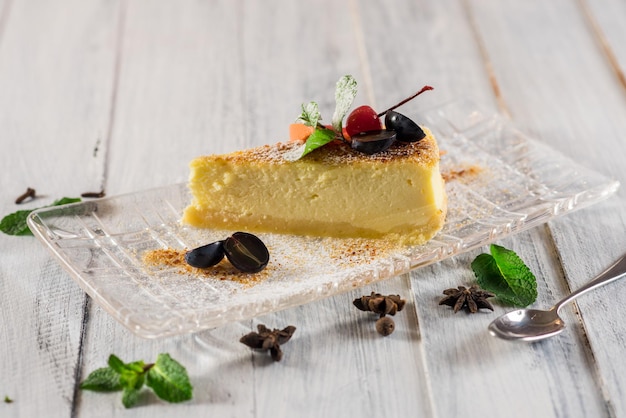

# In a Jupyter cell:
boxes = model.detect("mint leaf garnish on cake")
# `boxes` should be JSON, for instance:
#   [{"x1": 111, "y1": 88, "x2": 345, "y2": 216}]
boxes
[
  {"x1": 331, "y1": 74, "x2": 358, "y2": 132},
  {"x1": 285, "y1": 75, "x2": 357, "y2": 161}
]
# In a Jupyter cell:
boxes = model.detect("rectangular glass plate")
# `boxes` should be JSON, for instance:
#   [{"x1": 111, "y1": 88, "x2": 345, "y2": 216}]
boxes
[{"x1": 28, "y1": 100, "x2": 619, "y2": 338}]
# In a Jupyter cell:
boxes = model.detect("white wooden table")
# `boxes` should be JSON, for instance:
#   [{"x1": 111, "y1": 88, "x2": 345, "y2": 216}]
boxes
[{"x1": 2, "y1": 1, "x2": 626, "y2": 417}]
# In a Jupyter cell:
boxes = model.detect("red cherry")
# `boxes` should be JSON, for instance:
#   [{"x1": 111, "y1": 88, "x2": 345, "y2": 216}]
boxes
[{"x1": 345, "y1": 105, "x2": 382, "y2": 137}]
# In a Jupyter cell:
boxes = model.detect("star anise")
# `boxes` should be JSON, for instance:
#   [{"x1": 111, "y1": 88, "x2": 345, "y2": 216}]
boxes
[
  {"x1": 353, "y1": 292, "x2": 406, "y2": 336},
  {"x1": 439, "y1": 285, "x2": 495, "y2": 313},
  {"x1": 239, "y1": 324, "x2": 296, "y2": 362},
  {"x1": 353, "y1": 292, "x2": 406, "y2": 317}
]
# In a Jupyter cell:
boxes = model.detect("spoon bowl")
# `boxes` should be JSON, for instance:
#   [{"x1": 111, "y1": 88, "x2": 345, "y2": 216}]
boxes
[
  {"x1": 488, "y1": 253, "x2": 626, "y2": 342},
  {"x1": 488, "y1": 308, "x2": 565, "y2": 341}
]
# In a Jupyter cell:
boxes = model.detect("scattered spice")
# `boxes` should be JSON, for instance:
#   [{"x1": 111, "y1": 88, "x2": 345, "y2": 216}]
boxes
[
  {"x1": 439, "y1": 285, "x2": 495, "y2": 313},
  {"x1": 329, "y1": 238, "x2": 399, "y2": 270},
  {"x1": 353, "y1": 292, "x2": 406, "y2": 336},
  {"x1": 142, "y1": 248, "x2": 270, "y2": 287},
  {"x1": 240, "y1": 324, "x2": 296, "y2": 362},
  {"x1": 375, "y1": 316, "x2": 395, "y2": 336},
  {"x1": 441, "y1": 165, "x2": 482, "y2": 182},
  {"x1": 15, "y1": 187, "x2": 36, "y2": 204},
  {"x1": 353, "y1": 292, "x2": 406, "y2": 316},
  {"x1": 81, "y1": 190, "x2": 106, "y2": 198}
]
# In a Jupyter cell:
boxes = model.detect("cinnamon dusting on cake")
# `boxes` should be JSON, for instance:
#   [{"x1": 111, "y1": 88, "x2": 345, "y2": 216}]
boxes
[
  {"x1": 193, "y1": 127, "x2": 440, "y2": 167},
  {"x1": 143, "y1": 248, "x2": 270, "y2": 287}
]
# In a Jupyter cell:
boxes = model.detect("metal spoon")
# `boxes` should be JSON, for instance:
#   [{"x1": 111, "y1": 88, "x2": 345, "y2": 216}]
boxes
[{"x1": 488, "y1": 252, "x2": 626, "y2": 342}]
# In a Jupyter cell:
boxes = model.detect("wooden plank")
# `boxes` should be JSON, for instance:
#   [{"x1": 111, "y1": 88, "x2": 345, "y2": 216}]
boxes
[
  {"x1": 412, "y1": 233, "x2": 607, "y2": 417},
  {"x1": 581, "y1": 0, "x2": 626, "y2": 90},
  {"x1": 359, "y1": 0, "x2": 618, "y2": 416},
  {"x1": 356, "y1": 0, "x2": 499, "y2": 113},
  {"x1": 0, "y1": 0, "x2": 10, "y2": 45},
  {"x1": 461, "y1": 0, "x2": 626, "y2": 416},
  {"x1": 102, "y1": 0, "x2": 247, "y2": 195},
  {"x1": 74, "y1": 0, "x2": 257, "y2": 414},
  {"x1": 0, "y1": 0, "x2": 119, "y2": 416},
  {"x1": 249, "y1": 277, "x2": 432, "y2": 418},
  {"x1": 550, "y1": 200, "x2": 626, "y2": 418},
  {"x1": 76, "y1": 0, "x2": 432, "y2": 416}
]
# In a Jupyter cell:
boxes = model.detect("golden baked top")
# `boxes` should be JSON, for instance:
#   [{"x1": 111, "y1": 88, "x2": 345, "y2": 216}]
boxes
[{"x1": 192, "y1": 128, "x2": 440, "y2": 168}]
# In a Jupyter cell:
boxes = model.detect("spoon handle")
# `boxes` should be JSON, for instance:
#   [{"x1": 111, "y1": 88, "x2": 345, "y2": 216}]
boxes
[{"x1": 554, "y1": 252, "x2": 626, "y2": 312}]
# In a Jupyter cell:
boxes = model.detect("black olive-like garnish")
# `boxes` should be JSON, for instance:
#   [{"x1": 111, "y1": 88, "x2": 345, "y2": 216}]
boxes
[
  {"x1": 350, "y1": 130, "x2": 397, "y2": 155},
  {"x1": 185, "y1": 232, "x2": 269, "y2": 273},
  {"x1": 384, "y1": 110, "x2": 426, "y2": 143},
  {"x1": 184, "y1": 241, "x2": 225, "y2": 268},
  {"x1": 223, "y1": 232, "x2": 270, "y2": 273}
]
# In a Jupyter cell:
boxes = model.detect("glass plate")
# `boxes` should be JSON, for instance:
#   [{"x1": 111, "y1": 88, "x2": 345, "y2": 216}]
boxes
[{"x1": 28, "y1": 100, "x2": 619, "y2": 338}]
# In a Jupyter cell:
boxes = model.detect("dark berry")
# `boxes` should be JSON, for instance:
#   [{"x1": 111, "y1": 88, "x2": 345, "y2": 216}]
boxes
[
  {"x1": 223, "y1": 232, "x2": 270, "y2": 273},
  {"x1": 345, "y1": 105, "x2": 382, "y2": 137},
  {"x1": 384, "y1": 111, "x2": 425, "y2": 142},
  {"x1": 185, "y1": 241, "x2": 225, "y2": 268},
  {"x1": 350, "y1": 130, "x2": 397, "y2": 155}
]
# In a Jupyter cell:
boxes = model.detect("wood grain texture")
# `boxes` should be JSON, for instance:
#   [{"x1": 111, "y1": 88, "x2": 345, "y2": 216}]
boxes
[
  {"x1": 463, "y1": 0, "x2": 626, "y2": 416},
  {"x1": 582, "y1": 0, "x2": 626, "y2": 90},
  {"x1": 0, "y1": 0, "x2": 120, "y2": 416},
  {"x1": 2, "y1": 0, "x2": 626, "y2": 417},
  {"x1": 76, "y1": 0, "x2": 431, "y2": 416},
  {"x1": 360, "y1": 0, "x2": 618, "y2": 416}
]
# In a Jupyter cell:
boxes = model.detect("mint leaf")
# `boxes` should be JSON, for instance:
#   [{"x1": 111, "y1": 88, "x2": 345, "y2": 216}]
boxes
[
  {"x1": 81, "y1": 353, "x2": 192, "y2": 408},
  {"x1": 146, "y1": 353, "x2": 193, "y2": 403},
  {"x1": 80, "y1": 367, "x2": 122, "y2": 392},
  {"x1": 296, "y1": 101, "x2": 321, "y2": 128},
  {"x1": 125, "y1": 360, "x2": 147, "y2": 375},
  {"x1": 122, "y1": 387, "x2": 141, "y2": 409},
  {"x1": 300, "y1": 128, "x2": 337, "y2": 158},
  {"x1": 119, "y1": 369, "x2": 145, "y2": 392},
  {"x1": 0, "y1": 209, "x2": 33, "y2": 236},
  {"x1": 107, "y1": 354, "x2": 127, "y2": 374},
  {"x1": 107, "y1": 354, "x2": 146, "y2": 393},
  {"x1": 331, "y1": 75, "x2": 357, "y2": 132},
  {"x1": 472, "y1": 244, "x2": 537, "y2": 307},
  {"x1": 0, "y1": 197, "x2": 81, "y2": 236},
  {"x1": 287, "y1": 75, "x2": 357, "y2": 161},
  {"x1": 283, "y1": 127, "x2": 337, "y2": 161},
  {"x1": 52, "y1": 197, "x2": 82, "y2": 206}
]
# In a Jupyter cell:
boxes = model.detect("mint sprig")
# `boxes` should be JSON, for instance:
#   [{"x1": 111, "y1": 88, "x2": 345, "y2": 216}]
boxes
[
  {"x1": 0, "y1": 197, "x2": 81, "y2": 236},
  {"x1": 80, "y1": 353, "x2": 193, "y2": 409},
  {"x1": 471, "y1": 244, "x2": 537, "y2": 307},
  {"x1": 296, "y1": 101, "x2": 322, "y2": 128},
  {"x1": 286, "y1": 75, "x2": 357, "y2": 161},
  {"x1": 331, "y1": 74, "x2": 357, "y2": 132}
]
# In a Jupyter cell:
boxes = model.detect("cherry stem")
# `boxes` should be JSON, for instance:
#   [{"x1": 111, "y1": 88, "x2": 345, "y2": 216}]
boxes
[{"x1": 376, "y1": 85, "x2": 434, "y2": 117}]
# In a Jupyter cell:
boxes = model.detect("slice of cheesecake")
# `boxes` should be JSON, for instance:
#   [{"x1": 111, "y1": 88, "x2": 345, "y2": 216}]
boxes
[{"x1": 182, "y1": 128, "x2": 446, "y2": 245}]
